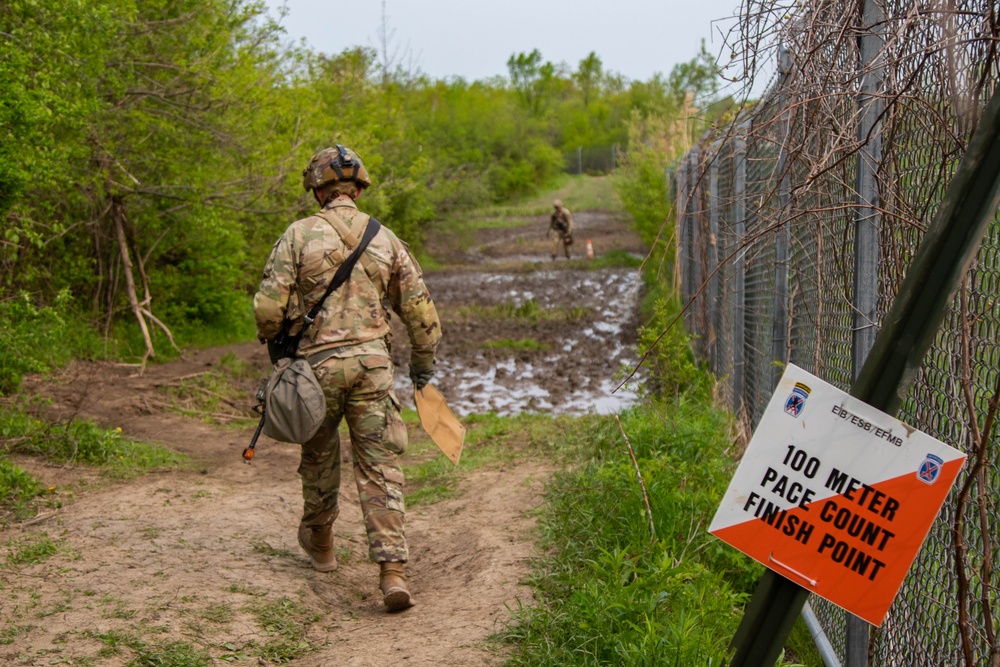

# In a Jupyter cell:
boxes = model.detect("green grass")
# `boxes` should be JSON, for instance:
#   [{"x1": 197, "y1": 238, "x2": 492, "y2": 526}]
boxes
[
  {"x1": 0, "y1": 622, "x2": 35, "y2": 645},
  {"x1": 483, "y1": 338, "x2": 549, "y2": 352},
  {"x1": 786, "y1": 617, "x2": 824, "y2": 667},
  {"x1": 465, "y1": 174, "x2": 621, "y2": 219},
  {"x1": 249, "y1": 538, "x2": 297, "y2": 560},
  {"x1": 5, "y1": 532, "x2": 59, "y2": 565},
  {"x1": 89, "y1": 629, "x2": 144, "y2": 658},
  {"x1": 84, "y1": 593, "x2": 316, "y2": 664},
  {"x1": 498, "y1": 397, "x2": 771, "y2": 666},
  {"x1": 456, "y1": 298, "x2": 591, "y2": 324},
  {"x1": 464, "y1": 216, "x2": 540, "y2": 230},
  {"x1": 562, "y1": 248, "x2": 645, "y2": 270},
  {"x1": 0, "y1": 405, "x2": 185, "y2": 475},
  {"x1": 200, "y1": 603, "x2": 234, "y2": 624},
  {"x1": 227, "y1": 583, "x2": 267, "y2": 597},
  {"x1": 129, "y1": 640, "x2": 211, "y2": 667},
  {"x1": 430, "y1": 175, "x2": 623, "y2": 260},
  {"x1": 243, "y1": 596, "x2": 318, "y2": 663},
  {"x1": 0, "y1": 403, "x2": 187, "y2": 521},
  {"x1": 402, "y1": 411, "x2": 594, "y2": 507},
  {"x1": 0, "y1": 457, "x2": 44, "y2": 519}
]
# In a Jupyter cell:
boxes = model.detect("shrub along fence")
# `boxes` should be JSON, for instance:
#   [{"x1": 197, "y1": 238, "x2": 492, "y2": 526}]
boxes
[{"x1": 672, "y1": 1, "x2": 1000, "y2": 665}]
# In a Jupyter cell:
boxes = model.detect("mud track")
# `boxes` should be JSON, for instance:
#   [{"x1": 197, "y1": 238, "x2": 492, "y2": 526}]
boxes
[{"x1": 4, "y1": 209, "x2": 643, "y2": 665}]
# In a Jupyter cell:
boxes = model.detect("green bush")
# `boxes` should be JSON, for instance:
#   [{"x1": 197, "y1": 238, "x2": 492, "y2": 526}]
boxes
[
  {"x1": 0, "y1": 458, "x2": 42, "y2": 519},
  {"x1": 492, "y1": 161, "x2": 536, "y2": 200},
  {"x1": 0, "y1": 290, "x2": 74, "y2": 394},
  {"x1": 613, "y1": 144, "x2": 673, "y2": 247},
  {"x1": 637, "y1": 293, "x2": 709, "y2": 400},
  {"x1": 156, "y1": 209, "x2": 249, "y2": 329}
]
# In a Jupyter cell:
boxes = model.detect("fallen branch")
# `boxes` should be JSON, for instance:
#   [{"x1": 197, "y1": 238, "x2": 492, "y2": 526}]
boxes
[
  {"x1": 140, "y1": 307, "x2": 181, "y2": 353},
  {"x1": 172, "y1": 371, "x2": 214, "y2": 383},
  {"x1": 20, "y1": 511, "x2": 58, "y2": 528},
  {"x1": 156, "y1": 379, "x2": 250, "y2": 412}
]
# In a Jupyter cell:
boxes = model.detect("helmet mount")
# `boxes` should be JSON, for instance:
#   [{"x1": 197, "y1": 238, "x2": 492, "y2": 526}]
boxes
[{"x1": 302, "y1": 145, "x2": 372, "y2": 192}]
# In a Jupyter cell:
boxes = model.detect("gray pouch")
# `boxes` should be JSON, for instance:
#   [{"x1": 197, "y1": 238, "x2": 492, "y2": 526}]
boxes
[{"x1": 262, "y1": 357, "x2": 326, "y2": 444}]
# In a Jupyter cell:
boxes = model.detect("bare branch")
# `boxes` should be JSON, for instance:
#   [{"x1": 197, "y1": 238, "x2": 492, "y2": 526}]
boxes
[{"x1": 614, "y1": 415, "x2": 656, "y2": 543}]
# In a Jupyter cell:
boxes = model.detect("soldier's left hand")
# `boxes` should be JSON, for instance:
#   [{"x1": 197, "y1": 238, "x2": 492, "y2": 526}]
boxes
[{"x1": 410, "y1": 368, "x2": 434, "y2": 390}]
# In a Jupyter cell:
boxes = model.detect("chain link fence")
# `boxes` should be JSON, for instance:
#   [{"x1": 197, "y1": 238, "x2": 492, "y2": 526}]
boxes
[
  {"x1": 563, "y1": 144, "x2": 619, "y2": 174},
  {"x1": 673, "y1": 1, "x2": 1000, "y2": 665}
]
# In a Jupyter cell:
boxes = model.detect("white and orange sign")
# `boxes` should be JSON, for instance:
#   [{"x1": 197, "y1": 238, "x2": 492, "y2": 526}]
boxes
[{"x1": 709, "y1": 364, "x2": 966, "y2": 626}]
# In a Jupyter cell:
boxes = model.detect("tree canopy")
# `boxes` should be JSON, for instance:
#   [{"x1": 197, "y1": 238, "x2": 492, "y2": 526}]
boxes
[{"x1": 0, "y1": 0, "x2": 722, "y2": 366}]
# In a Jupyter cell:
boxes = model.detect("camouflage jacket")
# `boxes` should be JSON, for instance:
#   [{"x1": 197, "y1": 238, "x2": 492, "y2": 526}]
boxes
[
  {"x1": 253, "y1": 198, "x2": 440, "y2": 371},
  {"x1": 550, "y1": 207, "x2": 574, "y2": 233}
]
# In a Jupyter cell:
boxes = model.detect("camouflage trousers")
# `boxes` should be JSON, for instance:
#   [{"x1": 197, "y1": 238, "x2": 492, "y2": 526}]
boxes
[
  {"x1": 298, "y1": 354, "x2": 409, "y2": 563},
  {"x1": 551, "y1": 232, "x2": 571, "y2": 258}
]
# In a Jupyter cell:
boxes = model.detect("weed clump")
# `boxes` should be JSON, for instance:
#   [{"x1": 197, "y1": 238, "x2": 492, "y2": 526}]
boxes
[{"x1": 0, "y1": 403, "x2": 186, "y2": 521}]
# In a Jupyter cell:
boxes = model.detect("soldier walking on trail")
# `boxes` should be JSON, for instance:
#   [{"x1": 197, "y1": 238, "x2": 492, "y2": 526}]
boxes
[
  {"x1": 548, "y1": 199, "x2": 574, "y2": 260},
  {"x1": 253, "y1": 145, "x2": 441, "y2": 612}
]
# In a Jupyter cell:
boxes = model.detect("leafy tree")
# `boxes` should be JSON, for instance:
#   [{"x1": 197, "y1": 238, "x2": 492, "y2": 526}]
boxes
[
  {"x1": 614, "y1": 45, "x2": 724, "y2": 282},
  {"x1": 668, "y1": 40, "x2": 720, "y2": 106},
  {"x1": 1, "y1": 0, "x2": 723, "y2": 378},
  {"x1": 574, "y1": 52, "x2": 604, "y2": 108},
  {"x1": 506, "y1": 49, "x2": 560, "y2": 117},
  {"x1": 2, "y1": 0, "x2": 302, "y2": 360}
]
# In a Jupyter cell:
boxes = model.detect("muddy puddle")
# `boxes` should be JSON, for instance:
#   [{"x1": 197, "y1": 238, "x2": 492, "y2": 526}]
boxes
[{"x1": 393, "y1": 267, "x2": 642, "y2": 416}]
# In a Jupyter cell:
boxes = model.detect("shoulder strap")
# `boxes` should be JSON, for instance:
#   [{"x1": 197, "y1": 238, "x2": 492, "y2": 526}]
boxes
[
  {"x1": 316, "y1": 208, "x2": 360, "y2": 247},
  {"x1": 302, "y1": 217, "x2": 382, "y2": 328},
  {"x1": 268, "y1": 217, "x2": 382, "y2": 361},
  {"x1": 315, "y1": 208, "x2": 385, "y2": 293}
]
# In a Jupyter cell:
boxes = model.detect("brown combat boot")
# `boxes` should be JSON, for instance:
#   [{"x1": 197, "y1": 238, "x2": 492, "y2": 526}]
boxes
[
  {"x1": 379, "y1": 562, "x2": 415, "y2": 612},
  {"x1": 297, "y1": 523, "x2": 337, "y2": 572}
]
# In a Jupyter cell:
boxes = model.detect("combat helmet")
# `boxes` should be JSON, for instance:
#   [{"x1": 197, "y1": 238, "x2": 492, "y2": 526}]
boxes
[
  {"x1": 553, "y1": 199, "x2": 563, "y2": 208},
  {"x1": 302, "y1": 145, "x2": 371, "y2": 191}
]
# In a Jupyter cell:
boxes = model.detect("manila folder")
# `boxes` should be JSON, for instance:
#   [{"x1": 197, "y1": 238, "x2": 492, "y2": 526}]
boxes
[{"x1": 414, "y1": 384, "x2": 465, "y2": 465}]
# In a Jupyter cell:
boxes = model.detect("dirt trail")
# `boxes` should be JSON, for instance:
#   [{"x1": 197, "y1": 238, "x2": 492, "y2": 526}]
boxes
[{"x1": 3, "y1": 208, "x2": 643, "y2": 666}]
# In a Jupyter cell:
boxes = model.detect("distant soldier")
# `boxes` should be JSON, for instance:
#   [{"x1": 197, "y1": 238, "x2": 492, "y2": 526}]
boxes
[
  {"x1": 548, "y1": 199, "x2": 574, "y2": 260},
  {"x1": 254, "y1": 144, "x2": 441, "y2": 612}
]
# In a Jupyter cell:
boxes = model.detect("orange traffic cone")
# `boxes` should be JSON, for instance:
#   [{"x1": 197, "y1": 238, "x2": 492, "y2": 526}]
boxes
[{"x1": 586, "y1": 239, "x2": 595, "y2": 259}]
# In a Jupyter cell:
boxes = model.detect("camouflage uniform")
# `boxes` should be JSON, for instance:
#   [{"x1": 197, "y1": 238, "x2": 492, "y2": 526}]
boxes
[
  {"x1": 550, "y1": 204, "x2": 574, "y2": 259},
  {"x1": 254, "y1": 197, "x2": 440, "y2": 563}
]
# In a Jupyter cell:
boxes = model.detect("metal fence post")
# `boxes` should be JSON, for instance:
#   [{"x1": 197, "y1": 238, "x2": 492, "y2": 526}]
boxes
[
  {"x1": 709, "y1": 144, "x2": 722, "y2": 373},
  {"x1": 732, "y1": 131, "x2": 748, "y2": 416},
  {"x1": 845, "y1": 1, "x2": 886, "y2": 664},
  {"x1": 675, "y1": 159, "x2": 690, "y2": 304},
  {"x1": 771, "y1": 44, "x2": 793, "y2": 389},
  {"x1": 690, "y1": 148, "x2": 702, "y2": 312}
]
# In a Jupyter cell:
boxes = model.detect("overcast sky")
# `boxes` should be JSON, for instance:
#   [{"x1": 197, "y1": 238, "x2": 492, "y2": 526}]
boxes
[{"x1": 265, "y1": 0, "x2": 748, "y2": 88}]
